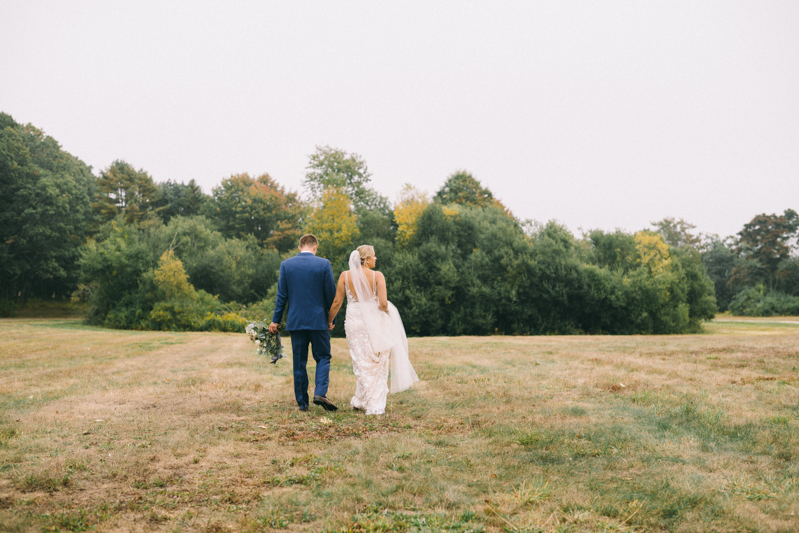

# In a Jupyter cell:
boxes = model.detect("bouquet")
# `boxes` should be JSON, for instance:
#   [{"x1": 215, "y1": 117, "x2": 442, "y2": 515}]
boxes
[{"x1": 245, "y1": 320, "x2": 286, "y2": 364}]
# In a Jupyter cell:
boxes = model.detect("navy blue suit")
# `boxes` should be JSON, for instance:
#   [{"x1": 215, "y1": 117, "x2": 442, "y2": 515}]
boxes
[{"x1": 272, "y1": 252, "x2": 337, "y2": 408}]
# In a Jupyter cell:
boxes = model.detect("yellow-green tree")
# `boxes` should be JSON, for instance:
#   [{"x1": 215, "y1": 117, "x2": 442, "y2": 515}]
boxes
[
  {"x1": 635, "y1": 231, "x2": 671, "y2": 274},
  {"x1": 153, "y1": 250, "x2": 195, "y2": 299},
  {"x1": 304, "y1": 188, "x2": 359, "y2": 266},
  {"x1": 393, "y1": 184, "x2": 430, "y2": 247},
  {"x1": 148, "y1": 249, "x2": 210, "y2": 331}
]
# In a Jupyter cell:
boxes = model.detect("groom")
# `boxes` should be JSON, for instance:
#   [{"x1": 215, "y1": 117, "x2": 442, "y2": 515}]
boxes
[{"x1": 269, "y1": 234, "x2": 338, "y2": 412}]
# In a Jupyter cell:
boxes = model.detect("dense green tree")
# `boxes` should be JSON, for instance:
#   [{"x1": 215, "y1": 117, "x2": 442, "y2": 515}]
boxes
[
  {"x1": 775, "y1": 257, "x2": 799, "y2": 296},
  {"x1": 80, "y1": 220, "x2": 158, "y2": 325},
  {"x1": 727, "y1": 252, "x2": 799, "y2": 316},
  {"x1": 0, "y1": 112, "x2": 96, "y2": 301},
  {"x1": 701, "y1": 237, "x2": 741, "y2": 312},
  {"x1": 186, "y1": 235, "x2": 281, "y2": 303},
  {"x1": 732, "y1": 209, "x2": 799, "y2": 289},
  {"x1": 387, "y1": 205, "x2": 546, "y2": 335},
  {"x1": 570, "y1": 264, "x2": 629, "y2": 334},
  {"x1": 517, "y1": 222, "x2": 586, "y2": 334},
  {"x1": 671, "y1": 247, "x2": 718, "y2": 326},
  {"x1": 152, "y1": 179, "x2": 209, "y2": 223},
  {"x1": 208, "y1": 173, "x2": 304, "y2": 252},
  {"x1": 385, "y1": 241, "x2": 461, "y2": 336},
  {"x1": 303, "y1": 146, "x2": 387, "y2": 211},
  {"x1": 357, "y1": 208, "x2": 397, "y2": 244},
  {"x1": 153, "y1": 215, "x2": 224, "y2": 261},
  {"x1": 94, "y1": 160, "x2": 159, "y2": 224},
  {"x1": 581, "y1": 228, "x2": 715, "y2": 333},
  {"x1": 434, "y1": 170, "x2": 494, "y2": 208},
  {"x1": 585, "y1": 229, "x2": 638, "y2": 272}
]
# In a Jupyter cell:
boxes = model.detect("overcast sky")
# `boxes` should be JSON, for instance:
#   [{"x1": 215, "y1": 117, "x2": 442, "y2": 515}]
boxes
[{"x1": 2, "y1": 1, "x2": 797, "y2": 238}]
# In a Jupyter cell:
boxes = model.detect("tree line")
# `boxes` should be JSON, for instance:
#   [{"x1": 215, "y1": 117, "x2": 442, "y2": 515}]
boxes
[{"x1": 2, "y1": 111, "x2": 796, "y2": 333}]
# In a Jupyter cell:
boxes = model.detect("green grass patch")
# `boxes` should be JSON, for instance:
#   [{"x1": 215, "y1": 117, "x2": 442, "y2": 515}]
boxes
[
  {"x1": 323, "y1": 508, "x2": 485, "y2": 533},
  {"x1": 16, "y1": 474, "x2": 70, "y2": 493},
  {"x1": 0, "y1": 427, "x2": 16, "y2": 447},
  {"x1": 1, "y1": 319, "x2": 799, "y2": 531}
]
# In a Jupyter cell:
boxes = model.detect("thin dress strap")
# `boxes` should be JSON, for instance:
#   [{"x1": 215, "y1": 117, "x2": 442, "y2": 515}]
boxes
[{"x1": 346, "y1": 269, "x2": 378, "y2": 301}]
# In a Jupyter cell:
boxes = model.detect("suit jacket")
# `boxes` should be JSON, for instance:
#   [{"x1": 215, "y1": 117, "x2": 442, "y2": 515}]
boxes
[{"x1": 272, "y1": 252, "x2": 336, "y2": 331}]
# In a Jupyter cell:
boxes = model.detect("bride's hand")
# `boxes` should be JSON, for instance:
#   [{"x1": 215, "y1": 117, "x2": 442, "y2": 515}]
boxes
[{"x1": 328, "y1": 321, "x2": 335, "y2": 330}]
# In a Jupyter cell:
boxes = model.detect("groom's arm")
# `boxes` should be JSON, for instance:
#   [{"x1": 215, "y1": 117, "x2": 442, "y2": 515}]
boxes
[
  {"x1": 323, "y1": 261, "x2": 337, "y2": 326},
  {"x1": 271, "y1": 263, "x2": 288, "y2": 327}
]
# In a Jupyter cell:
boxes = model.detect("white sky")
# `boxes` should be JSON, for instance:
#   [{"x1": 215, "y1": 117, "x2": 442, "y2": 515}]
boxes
[{"x1": 2, "y1": 1, "x2": 798, "y2": 238}]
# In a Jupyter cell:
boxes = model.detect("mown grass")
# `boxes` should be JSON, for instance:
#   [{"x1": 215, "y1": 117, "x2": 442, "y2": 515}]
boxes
[{"x1": 0, "y1": 319, "x2": 797, "y2": 531}]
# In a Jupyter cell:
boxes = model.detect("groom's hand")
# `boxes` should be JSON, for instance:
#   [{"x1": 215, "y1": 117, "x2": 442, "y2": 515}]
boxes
[
  {"x1": 328, "y1": 321, "x2": 335, "y2": 331},
  {"x1": 268, "y1": 322, "x2": 278, "y2": 334}
]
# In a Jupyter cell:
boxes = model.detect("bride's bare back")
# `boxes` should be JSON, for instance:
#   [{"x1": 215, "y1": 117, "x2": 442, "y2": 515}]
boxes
[{"x1": 329, "y1": 269, "x2": 388, "y2": 326}]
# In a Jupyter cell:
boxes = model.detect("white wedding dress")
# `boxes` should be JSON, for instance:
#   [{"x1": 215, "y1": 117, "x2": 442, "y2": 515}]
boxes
[{"x1": 344, "y1": 251, "x2": 418, "y2": 415}]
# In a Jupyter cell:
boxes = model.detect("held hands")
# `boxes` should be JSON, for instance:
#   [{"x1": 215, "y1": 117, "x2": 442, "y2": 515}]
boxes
[
  {"x1": 328, "y1": 322, "x2": 335, "y2": 331},
  {"x1": 268, "y1": 322, "x2": 279, "y2": 334}
]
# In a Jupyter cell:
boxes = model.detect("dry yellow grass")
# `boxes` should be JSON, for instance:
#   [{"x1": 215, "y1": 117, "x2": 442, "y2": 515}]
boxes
[{"x1": 0, "y1": 318, "x2": 797, "y2": 532}]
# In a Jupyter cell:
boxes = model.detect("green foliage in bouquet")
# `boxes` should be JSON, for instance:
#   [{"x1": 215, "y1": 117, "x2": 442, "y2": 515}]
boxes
[{"x1": 246, "y1": 321, "x2": 285, "y2": 364}]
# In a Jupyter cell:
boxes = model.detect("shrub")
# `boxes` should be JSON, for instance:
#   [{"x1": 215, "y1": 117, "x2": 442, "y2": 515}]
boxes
[
  {"x1": 79, "y1": 216, "x2": 284, "y2": 332},
  {"x1": 204, "y1": 312, "x2": 249, "y2": 333},
  {"x1": 0, "y1": 300, "x2": 15, "y2": 317},
  {"x1": 728, "y1": 286, "x2": 799, "y2": 316},
  {"x1": 382, "y1": 207, "x2": 717, "y2": 335},
  {"x1": 148, "y1": 299, "x2": 208, "y2": 331},
  {"x1": 186, "y1": 238, "x2": 280, "y2": 303}
]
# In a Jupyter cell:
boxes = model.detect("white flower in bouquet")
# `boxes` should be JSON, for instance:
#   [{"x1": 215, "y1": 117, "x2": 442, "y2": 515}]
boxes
[{"x1": 244, "y1": 320, "x2": 285, "y2": 364}]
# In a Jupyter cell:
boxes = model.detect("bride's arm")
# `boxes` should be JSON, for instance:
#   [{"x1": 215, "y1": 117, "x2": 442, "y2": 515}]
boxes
[
  {"x1": 376, "y1": 272, "x2": 389, "y2": 313},
  {"x1": 327, "y1": 272, "x2": 346, "y2": 329}
]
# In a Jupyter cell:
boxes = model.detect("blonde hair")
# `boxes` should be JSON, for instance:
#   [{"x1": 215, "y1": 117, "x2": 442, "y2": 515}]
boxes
[{"x1": 357, "y1": 245, "x2": 375, "y2": 265}]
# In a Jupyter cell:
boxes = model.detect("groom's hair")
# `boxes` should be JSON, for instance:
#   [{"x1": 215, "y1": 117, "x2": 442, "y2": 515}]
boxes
[{"x1": 299, "y1": 234, "x2": 318, "y2": 248}]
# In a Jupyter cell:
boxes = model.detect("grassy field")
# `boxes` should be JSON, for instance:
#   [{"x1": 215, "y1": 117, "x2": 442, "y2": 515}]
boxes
[{"x1": 0, "y1": 319, "x2": 797, "y2": 532}]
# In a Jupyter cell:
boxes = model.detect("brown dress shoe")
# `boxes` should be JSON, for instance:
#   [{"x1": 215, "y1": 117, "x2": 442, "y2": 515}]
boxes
[{"x1": 313, "y1": 395, "x2": 338, "y2": 411}]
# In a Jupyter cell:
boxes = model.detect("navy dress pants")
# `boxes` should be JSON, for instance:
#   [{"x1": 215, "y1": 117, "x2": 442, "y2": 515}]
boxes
[{"x1": 289, "y1": 330, "x2": 331, "y2": 408}]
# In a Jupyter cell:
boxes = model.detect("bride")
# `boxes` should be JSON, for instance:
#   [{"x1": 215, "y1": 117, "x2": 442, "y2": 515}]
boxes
[{"x1": 327, "y1": 245, "x2": 418, "y2": 415}]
